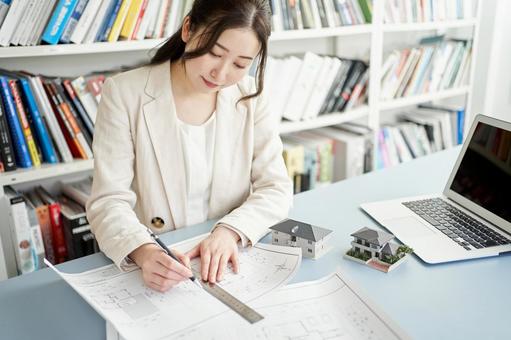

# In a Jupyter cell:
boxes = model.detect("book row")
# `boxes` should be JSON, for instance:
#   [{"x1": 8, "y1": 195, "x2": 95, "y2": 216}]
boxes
[
  {"x1": 380, "y1": 37, "x2": 472, "y2": 100},
  {"x1": 270, "y1": 0, "x2": 372, "y2": 31},
  {"x1": 383, "y1": 0, "x2": 477, "y2": 24},
  {"x1": 377, "y1": 103, "x2": 465, "y2": 169},
  {"x1": 266, "y1": 52, "x2": 368, "y2": 122},
  {"x1": 0, "y1": 69, "x2": 106, "y2": 172},
  {"x1": 2, "y1": 177, "x2": 96, "y2": 276},
  {"x1": 0, "y1": 0, "x2": 195, "y2": 47},
  {"x1": 281, "y1": 103, "x2": 465, "y2": 193}
]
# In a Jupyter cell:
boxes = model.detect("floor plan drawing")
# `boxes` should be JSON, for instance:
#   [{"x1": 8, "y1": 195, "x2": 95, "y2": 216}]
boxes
[{"x1": 47, "y1": 235, "x2": 302, "y2": 340}]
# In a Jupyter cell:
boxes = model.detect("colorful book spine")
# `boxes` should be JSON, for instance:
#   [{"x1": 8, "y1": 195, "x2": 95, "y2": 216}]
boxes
[
  {"x1": 107, "y1": 0, "x2": 132, "y2": 42},
  {"x1": 19, "y1": 78, "x2": 58, "y2": 164},
  {"x1": 120, "y1": 0, "x2": 144, "y2": 39},
  {"x1": 41, "y1": 0, "x2": 79, "y2": 45},
  {"x1": 0, "y1": 91, "x2": 16, "y2": 171},
  {"x1": 59, "y1": 0, "x2": 89, "y2": 43},
  {"x1": 62, "y1": 80, "x2": 94, "y2": 137},
  {"x1": 8, "y1": 80, "x2": 41, "y2": 167},
  {"x1": 0, "y1": 76, "x2": 32, "y2": 168},
  {"x1": 98, "y1": 0, "x2": 123, "y2": 41}
]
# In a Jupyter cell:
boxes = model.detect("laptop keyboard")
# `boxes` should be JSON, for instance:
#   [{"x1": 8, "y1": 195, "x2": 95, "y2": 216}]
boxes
[{"x1": 402, "y1": 198, "x2": 511, "y2": 251}]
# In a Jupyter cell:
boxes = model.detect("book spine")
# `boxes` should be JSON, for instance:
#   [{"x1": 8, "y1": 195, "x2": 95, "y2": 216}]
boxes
[
  {"x1": 0, "y1": 0, "x2": 27, "y2": 46},
  {"x1": 70, "y1": 77, "x2": 98, "y2": 123},
  {"x1": 59, "y1": 0, "x2": 88, "y2": 43},
  {"x1": 7, "y1": 193, "x2": 36, "y2": 274},
  {"x1": 62, "y1": 213, "x2": 90, "y2": 259},
  {"x1": 19, "y1": 78, "x2": 58, "y2": 164},
  {"x1": 107, "y1": 0, "x2": 132, "y2": 42},
  {"x1": 31, "y1": 76, "x2": 74, "y2": 163},
  {"x1": 62, "y1": 79, "x2": 94, "y2": 136},
  {"x1": 99, "y1": 0, "x2": 123, "y2": 41},
  {"x1": 0, "y1": 0, "x2": 12, "y2": 28},
  {"x1": 83, "y1": 0, "x2": 115, "y2": 44},
  {"x1": 41, "y1": 0, "x2": 79, "y2": 45},
  {"x1": 34, "y1": 204, "x2": 56, "y2": 265},
  {"x1": 8, "y1": 80, "x2": 41, "y2": 167},
  {"x1": 47, "y1": 202, "x2": 68, "y2": 264},
  {"x1": 29, "y1": 0, "x2": 56, "y2": 46},
  {"x1": 10, "y1": 0, "x2": 37, "y2": 46},
  {"x1": 51, "y1": 83, "x2": 93, "y2": 158},
  {"x1": 0, "y1": 91, "x2": 16, "y2": 171},
  {"x1": 120, "y1": 0, "x2": 144, "y2": 40},
  {"x1": 43, "y1": 82, "x2": 83, "y2": 159},
  {"x1": 0, "y1": 77, "x2": 32, "y2": 168},
  {"x1": 70, "y1": 0, "x2": 102, "y2": 44}
]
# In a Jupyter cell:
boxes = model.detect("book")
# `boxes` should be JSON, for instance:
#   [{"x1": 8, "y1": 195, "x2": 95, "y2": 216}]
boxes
[
  {"x1": 119, "y1": 0, "x2": 144, "y2": 40},
  {"x1": 98, "y1": 0, "x2": 123, "y2": 41},
  {"x1": 61, "y1": 177, "x2": 92, "y2": 207},
  {"x1": 281, "y1": 141, "x2": 305, "y2": 194},
  {"x1": 0, "y1": 0, "x2": 12, "y2": 28},
  {"x1": 0, "y1": 76, "x2": 32, "y2": 168},
  {"x1": 41, "y1": 0, "x2": 79, "y2": 45},
  {"x1": 7, "y1": 78, "x2": 41, "y2": 167},
  {"x1": 0, "y1": 89, "x2": 16, "y2": 171},
  {"x1": 107, "y1": 0, "x2": 132, "y2": 42},
  {"x1": 10, "y1": 0, "x2": 37, "y2": 46},
  {"x1": 0, "y1": 0, "x2": 29, "y2": 46},
  {"x1": 83, "y1": 0, "x2": 116, "y2": 44},
  {"x1": 59, "y1": 195, "x2": 97, "y2": 259},
  {"x1": 59, "y1": 0, "x2": 89, "y2": 44},
  {"x1": 28, "y1": 0, "x2": 58, "y2": 46},
  {"x1": 5, "y1": 186, "x2": 36, "y2": 275},
  {"x1": 18, "y1": 77, "x2": 58, "y2": 164},
  {"x1": 70, "y1": 76, "x2": 98, "y2": 123},
  {"x1": 70, "y1": 0, "x2": 102, "y2": 44},
  {"x1": 62, "y1": 79, "x2": 94, "y2": 137},
  {"x1": 25, "y1": 190, "x2": 56, "y2": 265},
  {"x1": 35, "y1": 186, "x2": 68, "y2": 264},
  {"x1": 22, "y1": 193, "x2": 46, "y2": 270}
]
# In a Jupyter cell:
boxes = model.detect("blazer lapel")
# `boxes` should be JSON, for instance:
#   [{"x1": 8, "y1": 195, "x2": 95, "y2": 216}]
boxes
[
  {"x1": 208, "y1": 85, "x2": 247, "y2": 217},
  {"x1": 143, "y1": 62, "x2": 187, "y2": 228}
]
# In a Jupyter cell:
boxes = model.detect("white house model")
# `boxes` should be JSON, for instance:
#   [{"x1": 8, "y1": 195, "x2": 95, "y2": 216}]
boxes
[
  {"x1": 270, "y1": 219, "x2": 333, "y2": 259},
  {"x1": 350, "y1": 227, "x2": 399, "y2": 260}
]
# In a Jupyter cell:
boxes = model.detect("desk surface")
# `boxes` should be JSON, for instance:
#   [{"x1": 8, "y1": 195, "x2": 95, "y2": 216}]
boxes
[{"x1": 1, "y1": 147, "x2": 510, "y2": 340}]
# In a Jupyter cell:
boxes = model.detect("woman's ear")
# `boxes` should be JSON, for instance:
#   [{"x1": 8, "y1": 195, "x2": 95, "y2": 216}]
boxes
[{"x1": 181, "y1": 16, "x2": 192, "y2": 43}]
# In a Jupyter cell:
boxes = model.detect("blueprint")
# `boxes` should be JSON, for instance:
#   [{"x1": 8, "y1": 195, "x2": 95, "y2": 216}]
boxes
[
  {"x1": 46, "y1": 234, "x2": 302, "y2": 340},
  {"x1": 135, "y1": 271, "x2": 410, "y2": 340}
]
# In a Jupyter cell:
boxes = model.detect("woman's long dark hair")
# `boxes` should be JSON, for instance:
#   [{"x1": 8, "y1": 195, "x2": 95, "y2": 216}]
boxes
[{"x1": 150, "y1": 0, "x2": 272, "y2": 103}]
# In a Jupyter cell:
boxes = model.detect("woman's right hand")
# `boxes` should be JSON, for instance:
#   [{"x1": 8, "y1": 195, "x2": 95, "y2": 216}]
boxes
[{"x1": 129, "y1": 243, "x2": 193, "y2": 292}]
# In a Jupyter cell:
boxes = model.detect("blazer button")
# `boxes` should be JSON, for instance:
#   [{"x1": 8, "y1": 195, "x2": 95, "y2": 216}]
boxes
[{"x1": 151, "y1": 217, "x2": 165, "y2": 229}]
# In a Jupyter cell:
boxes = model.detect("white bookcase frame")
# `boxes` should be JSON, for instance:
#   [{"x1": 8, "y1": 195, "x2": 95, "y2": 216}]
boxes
[{"x1": 0, "y1": 1, "x2": 482, "y2": 280}]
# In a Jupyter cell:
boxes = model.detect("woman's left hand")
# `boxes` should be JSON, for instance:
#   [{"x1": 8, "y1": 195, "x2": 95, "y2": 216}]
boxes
[{"x1": 186, "y1": 225, "x2": 240, "y2": 283}]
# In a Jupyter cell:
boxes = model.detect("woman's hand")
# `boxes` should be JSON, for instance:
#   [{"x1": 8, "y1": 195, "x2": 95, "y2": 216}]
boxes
[
  {"x1": 129, "y1": 243, "x2": 193, "y2": 292},
  {"x1": 186, "y1": 226, "x2": 240, "y2": 283}
]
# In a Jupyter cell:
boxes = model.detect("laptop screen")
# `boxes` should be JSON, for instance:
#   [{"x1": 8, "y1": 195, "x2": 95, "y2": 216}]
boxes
[{"x1": 450, "y1": 122, "x2": 511, "y2": 223}]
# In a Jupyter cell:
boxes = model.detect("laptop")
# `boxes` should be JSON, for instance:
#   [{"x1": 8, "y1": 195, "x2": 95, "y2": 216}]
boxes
[{"x1": 361, "y1": 114, "x2": 511, "y2": 263}]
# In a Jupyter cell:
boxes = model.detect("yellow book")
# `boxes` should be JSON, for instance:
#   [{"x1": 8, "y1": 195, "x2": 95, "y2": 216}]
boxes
[
  {"x1": 107, "y1": 0, "x2": 133, "y2": 42},
  {"x1": 119, "y1": 0, "x2": 144, "y2": 40}
]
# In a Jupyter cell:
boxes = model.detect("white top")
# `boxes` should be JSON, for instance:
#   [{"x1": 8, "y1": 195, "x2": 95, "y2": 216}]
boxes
[
  {"x1": 177, "y1": 112, "x2": 249, "y2": 246},
  {"x1": 177, "y1": 113, "x2": 217, "y2": 227}
]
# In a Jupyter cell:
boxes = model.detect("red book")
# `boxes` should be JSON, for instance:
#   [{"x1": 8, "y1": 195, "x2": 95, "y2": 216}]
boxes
[{"x1": 36, "y1": 186, "x2": 68, "y2": 263}]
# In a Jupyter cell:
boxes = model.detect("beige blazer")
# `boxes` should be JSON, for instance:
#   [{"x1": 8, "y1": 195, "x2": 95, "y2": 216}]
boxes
[{"x1": 86, "y1": 61, "x2": 293, "y2": 269}]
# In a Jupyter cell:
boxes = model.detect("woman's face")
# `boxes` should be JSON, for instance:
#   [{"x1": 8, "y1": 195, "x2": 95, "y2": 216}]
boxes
[{"x1": 183, "y1": 26, "x2": 261, "y2": 94}]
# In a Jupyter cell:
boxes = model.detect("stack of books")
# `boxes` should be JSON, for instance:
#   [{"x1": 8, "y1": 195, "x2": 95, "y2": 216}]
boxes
[
  {"x1": 380, "y1": 38, "x2": 472, "y2": 100},
  {"x1": 383, "y1": 0, "x2": 477, "y2": 24},
  {"x1": 281, "y1": 123, "x2": 374, "y2": 193},
  {"x1": 270, "y1": 0, "x2": 372, "y2": 31},
  {"x1": 0, "y1": 69, "x2": 106, "y2": 172},
  {"x1": 377, "y1": 103, "x2": 465, "y2": 169},
  {"x1": 1, "y1": 177, "x2": 97, "y2": 275},
  {"x1": 266, "y1": 52, "x2": 369, "y2": 122},
  {"x1": 0, "y1": 0, "x2": 195, "y2": 47}
]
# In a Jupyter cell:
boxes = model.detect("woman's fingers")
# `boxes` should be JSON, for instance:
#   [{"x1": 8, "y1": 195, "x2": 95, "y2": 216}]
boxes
[
  {"x1": 174, "y1": 249, "x2": 192, "y2": 269},
  {"x1": 208, "y1": 254, "x2": 221, "y2": 283},
  {"x1": 230, "y1": 250, "x2": 240, "y2": 274},
  {"x1": 201, "y1": 250, "x2": 211, "y2": 281},
  {"x1": 185, "y1": 245, "x2": 201, "y2": 259},
  {"x1": 217, "y1": 254, "x2": 229, "y2": 282},
  {"x1": 156, "y1": 252, "x2": 193, "y2": 279}
]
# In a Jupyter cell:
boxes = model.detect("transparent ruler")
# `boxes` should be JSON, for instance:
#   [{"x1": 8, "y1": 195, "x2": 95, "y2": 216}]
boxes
[{"x1": 194, "y1": 273, "x2": 264, "y2": 324}]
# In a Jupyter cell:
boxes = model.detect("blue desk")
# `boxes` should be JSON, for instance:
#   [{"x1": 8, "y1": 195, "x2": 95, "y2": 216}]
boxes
[{"x1": 1, "y1": 147, "x2": 510, "y2": 340}]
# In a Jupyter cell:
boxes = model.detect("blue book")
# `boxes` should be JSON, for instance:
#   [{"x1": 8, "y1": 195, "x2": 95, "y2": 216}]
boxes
[
  {"x1": 59, "y1": 0, "x2": 89, "y2": 44},
  {"x1": 41, "y1": 0, "x2": 79, "y2": 45},
  {"x1": 99, "y1": 0, "x2": 123, "y2": 42},
  {"x1": 19, "y1": 78, "x2": 58, "y2": 164},
  {"x1": 94, "y1": 0, "x2": 118, "y2": 42},
  {"x1": 456, "y1": 109, "x2": 465, "y2": 144},
  {"x1": 0, "y1": 76, "x2": 32, "y2": 168}
]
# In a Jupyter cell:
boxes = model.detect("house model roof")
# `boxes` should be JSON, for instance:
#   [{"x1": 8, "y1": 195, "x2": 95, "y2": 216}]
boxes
[
  {"x1": 350, "y1": 227, "x2": 394, "y2": 246},
  {"x1": 270, "y1": 219, "x2": 333, "y2": 242},
  {"x1": 381, "y1": 242, "x2": 400, "y2": 256}
]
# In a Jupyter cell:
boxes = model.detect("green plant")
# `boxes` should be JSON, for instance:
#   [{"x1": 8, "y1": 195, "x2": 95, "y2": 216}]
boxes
[{"x1": 346, "y1": 249, "x2": 371, "y2": 261}]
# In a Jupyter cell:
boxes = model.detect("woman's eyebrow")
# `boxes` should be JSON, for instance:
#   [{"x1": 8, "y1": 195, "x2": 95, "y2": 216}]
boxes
[{"x1": 215, "y1": 42, "x2": 254, "y2": 60}]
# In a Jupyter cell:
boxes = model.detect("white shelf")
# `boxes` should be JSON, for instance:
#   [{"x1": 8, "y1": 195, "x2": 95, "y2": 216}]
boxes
[
  {"x1": 279, "y1": 106, "x2": 370, "y2": 134},
  {"x1": 0, "y1": 25, "x2": 374, "y2": 58},
  {"x1": 382, "y1": 19, "x2": 477, "y2": 32},
  {"x1": 270, "y1": 25, "x2": 372, "y2": 41},
  {"x1": 0, "y1": 159, "x2": 93, "y2": 186},
  {"x1": 379, "y1": 87, "x2": 470, "y2": 111}
]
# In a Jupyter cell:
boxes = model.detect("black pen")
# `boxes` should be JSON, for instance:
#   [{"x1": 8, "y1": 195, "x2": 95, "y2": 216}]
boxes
[{"x1": 146, "y1": 228, "x2": 198, "y2": 283}]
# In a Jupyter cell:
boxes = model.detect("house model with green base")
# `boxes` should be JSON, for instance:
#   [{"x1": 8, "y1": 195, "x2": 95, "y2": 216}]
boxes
[{"x1": 344, "y1": 227, "x2": 413, "y2": 273}]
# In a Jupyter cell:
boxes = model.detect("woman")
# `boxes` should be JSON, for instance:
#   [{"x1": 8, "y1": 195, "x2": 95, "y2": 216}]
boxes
[{"x1": 86, "y1": 0, "x2": 293, "y2": 293}]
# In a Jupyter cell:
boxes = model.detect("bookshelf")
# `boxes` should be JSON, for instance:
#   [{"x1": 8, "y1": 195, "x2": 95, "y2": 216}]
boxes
[{"x1": 0, "y1": 1, "x2": 482, "y2": 281}]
